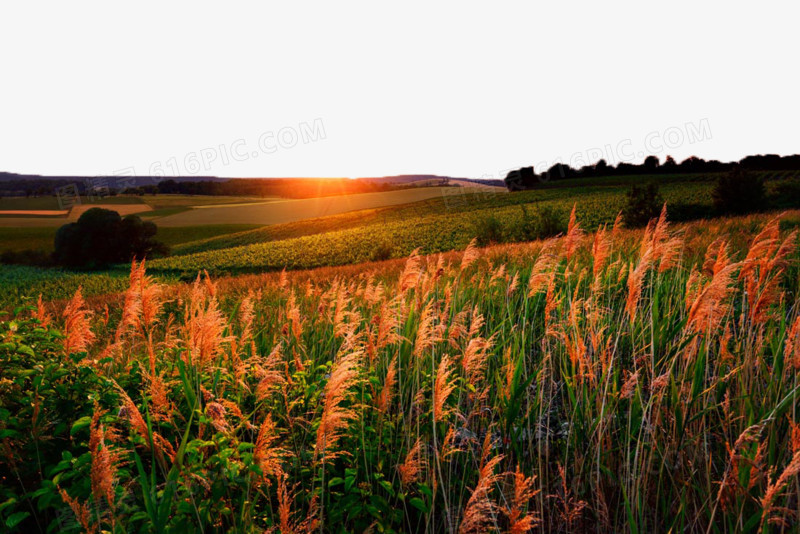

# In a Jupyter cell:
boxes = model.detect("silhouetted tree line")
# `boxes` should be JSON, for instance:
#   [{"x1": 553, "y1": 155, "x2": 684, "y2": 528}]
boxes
[
  {"x1": 152, "y1": 178, "x2": 405, "y2": 198},
  {"x1": 504, "y1": 153, "x2": 800, "y2": 190},
  {"x1": 0, "y1": 175, "x2": 413, "y2": 199}
]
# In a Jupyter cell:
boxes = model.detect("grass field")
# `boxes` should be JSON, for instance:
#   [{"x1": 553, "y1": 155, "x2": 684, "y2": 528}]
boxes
[
  {"x1": 2, "y1": 208, "x2": 800, "y2": 532},
  {"x1": 0, "y1": 195, "x2": 147, "y2": 211},
  {"x1": 0, "y1": 224, "x2": 261, "y2": 254},
  {"x1": 149, "y1": 182, "x2": 712, "y2": 275},
  {"x1": 152, "y1": 187, "x2": 463, "y2": 226},
  {"x1": 141, "y1": 194, "x2": 278, "y2": 209}
]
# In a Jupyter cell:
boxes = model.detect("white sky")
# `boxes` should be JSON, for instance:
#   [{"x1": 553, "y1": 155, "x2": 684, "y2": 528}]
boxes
[{"x1": 1, "y1": 1, "x2": 798, "y2": 179}]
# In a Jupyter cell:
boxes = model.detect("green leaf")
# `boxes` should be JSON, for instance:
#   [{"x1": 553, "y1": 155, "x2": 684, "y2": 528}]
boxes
[
  {"x1": 15, "y1": 345, "x2": 34, "y2": 357},
  {"x1": 409, "y1": 497, "x2": 428, "y2": 514},
  {"x1": 5, "y1": 511, "x2": 30, "y2": 529},
  {"x1": 328, "y1": 477, "x2": 344, "y2": 488},
  {"x1": 70, "y1": 416, "x2": 92, "y2": 436}
]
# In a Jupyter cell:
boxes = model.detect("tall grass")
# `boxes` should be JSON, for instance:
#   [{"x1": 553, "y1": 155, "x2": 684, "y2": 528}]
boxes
[{"x1": 1, "y1": 209, "x2": 800, "y2": 532}]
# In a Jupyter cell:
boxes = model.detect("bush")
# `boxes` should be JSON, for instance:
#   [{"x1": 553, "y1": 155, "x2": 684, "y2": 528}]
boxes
[
  {"x1": 622, "y1": 183, "x2": 663, "y2": 227},
  {"x1": 53, "y1": 207, "x2": 169, "y2": 269},
  {"x1": 475, "y1": 215, "x2": 505, "y2": 246},
  {"x1": 712, "y1": 166, "x2": 765, "y2": 214},
  {"x1": 518, "y1": 205, "x2": 565, "y2": 241},
  {"x1": 771, "y1": 179, "x2": 800, "y2": 209},
  {"x1": 372, "y1": 241, "x2": 394, "y2": 262}
]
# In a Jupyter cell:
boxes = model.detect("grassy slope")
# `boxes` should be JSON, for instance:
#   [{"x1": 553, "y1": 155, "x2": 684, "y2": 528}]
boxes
[
  {"x1": 0, "y1": 224, "x2": 262, "y2": 254},
  {"x1": 151, "y1": 187, "x2": 457, "y2": 226},
  {"x1": 152, "y1": 181, "x2": 713, "y2": 275}
]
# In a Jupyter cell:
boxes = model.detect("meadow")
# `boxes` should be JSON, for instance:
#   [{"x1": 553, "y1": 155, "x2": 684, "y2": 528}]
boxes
[
  {"x1": 152, "y1": 187, "x2": 460, "y2": 227},
  {"x1": 2, "y1": 206, "x2": 800, "y2": 532}
]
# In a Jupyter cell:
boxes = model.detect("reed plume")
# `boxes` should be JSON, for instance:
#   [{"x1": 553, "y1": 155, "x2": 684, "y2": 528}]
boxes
[
  {"x1": 461, "y1": 238, "x2": 480, "y2": 272},
  {"x1": 591, "y1": 224, "x2": 611, "y2": 284},
  {"x1": 625, "y1": 246, "x2": 652, "y2": 323},
  {"x1": 760, "y1": 449, "x2": 800, "y2": 528},
  {"x1": 35, "y1": 294, "x2": 51, "y2": 327},
  {"x1": 315, "y1": 351, "x2": 361, "y2": 459},
  {"x1": 458, "y1": 433, "x2": 503, "y2": 534},
  {"x1": 254, "y1": 414, "x2": 286, "y2": 481},
  {"x1": 687, "y1": 262, "x2": 741, "y2": 334},
  {"x1": 433, "y1": 354, "x2": 457, "y2": 423},
  {"x1": 505, "y1": 464, "x2": 540, "y2": 534},
  {"x1": 376, "y1": 356, "x2": 397, "y2": 415},
  {"x1": 89, "y1": 406, "x2": 122, "y2": 512},
  {"x1": 399, "y1": 437, "x2": 426, "y2": 486},
  {"x1": 527, "y1": 238, "x2": 560, "y2": 295},
  {"x1": 400, "y1": 249, "x2": 422, "y2": 293},
  {"x1": 564, "y1": 204, "x2": 584, "y2": 262},
  {"x1": 63, "y1": 286, "x2": 95, "y2": 355},
  {"x1": 59, "y1": 488, "x2": 97, "y2": 534}
]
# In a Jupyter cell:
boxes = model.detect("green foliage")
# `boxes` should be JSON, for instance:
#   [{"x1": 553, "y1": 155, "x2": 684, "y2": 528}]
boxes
[
  {"x1": 714, "y1": 167, "x2": 768, "y2": 214},
  {"x1": 0, "y1": 312, "x2": 118, "y2": 532},
  {"x1": 474, "y1": 214, "x2": 504, "y2": 246},
  {"x1": 712, "y1": 167, "x2": 766, "y2": 214},
  {"x1": 54, "y1": 208, "x2": 169, "y2": 269},
  {"x1": 622, "y1": 183, "x2": 663, "y2": 227},
  {"x1": 516, "y1": 204, "x2": 565, "y2": 241}
]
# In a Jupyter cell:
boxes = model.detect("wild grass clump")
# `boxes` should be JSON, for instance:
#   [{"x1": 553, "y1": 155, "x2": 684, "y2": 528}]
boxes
[{"x1": 2, "y1": 209, "x2": 800, "y2": 532}]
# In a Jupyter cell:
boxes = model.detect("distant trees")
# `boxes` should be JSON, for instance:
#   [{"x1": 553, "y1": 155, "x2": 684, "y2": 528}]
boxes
[
  {"x1": 502, "y1": 153, "x2": 800, "y2": 192},
  {"x1": 504, "y1": 167, "x2": 536, "y2": 191},
  {"x1": 643, "y1": 155, "x2": 660, "y2": 172},
  {"x1": 712, "y1": 166, "x2": 766, "y2": 214},
  {"x1": 54, "y1": 208, "x2": 168, "y2": 269}
]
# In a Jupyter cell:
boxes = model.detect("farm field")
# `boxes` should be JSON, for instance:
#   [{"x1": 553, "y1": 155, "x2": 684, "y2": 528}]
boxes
[
  {"x1": 0, "y1": 224, "x2": 261, "y2": 255},
  {"x1": 152, "y1": 186, "x2": 463, "y2": 226},
  {"x1": 2, "y1": 208, "x2": 800, "y2": 532}
]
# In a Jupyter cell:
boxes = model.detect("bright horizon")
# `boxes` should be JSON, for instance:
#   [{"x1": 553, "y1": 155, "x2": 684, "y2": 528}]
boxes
[{"x1": 1, "y1": 1, "x2": 798, "y2": 179}]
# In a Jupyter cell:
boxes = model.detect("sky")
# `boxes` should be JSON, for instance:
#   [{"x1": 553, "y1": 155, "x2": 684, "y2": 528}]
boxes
[{"x1": 1, "y1": 1, "x2": 798, "y2": 179}]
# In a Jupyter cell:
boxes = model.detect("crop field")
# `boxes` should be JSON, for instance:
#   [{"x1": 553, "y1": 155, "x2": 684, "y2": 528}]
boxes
[
  {"x1": 2, "y1": 208, "x2": 800, "y2": 532},
  {"x1": 152, "y1": 187, "x2": 463, "y2": 227},
  {"x1": 149, "y1": 182, "x2": 713, "y2": 276},
  {"x1": 142, "y1": 195, "x2": 280, "y2": 209},
  {"x1": 0, "y1": 195, "x2": 146, "y2": 211}
]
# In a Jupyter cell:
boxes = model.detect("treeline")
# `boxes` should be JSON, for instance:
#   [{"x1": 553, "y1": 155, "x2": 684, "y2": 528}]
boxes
[
  {"x1": 0, "y1": 176, "x2": 417, "y2": 199},
  {"x1": 505, "y1": 153, "x2": 800, "y2": 190},
  {"x1": 151, "y1": 178, "x2": 402, "y2": 198}
]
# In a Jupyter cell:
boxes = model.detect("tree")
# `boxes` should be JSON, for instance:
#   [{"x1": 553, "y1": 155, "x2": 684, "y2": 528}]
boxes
[
  {"x1": 622, "y1": 183, "x2": 663, "y2": 227},
  {"x1": 53, "y1": 208, "x2": 168, "y2": 269},
  {"x1": 643, "y1": 155, "x2": 660, "y2": 172},
  {"x1": 504, "y1": 166, "x2": 536, "y2": 191},
  {"x1": 712, "y1": 166, "x2": 765, "y2": 214}
]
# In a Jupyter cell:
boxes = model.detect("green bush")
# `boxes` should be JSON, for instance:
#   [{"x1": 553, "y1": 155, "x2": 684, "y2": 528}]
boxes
[
  {"x1": 474, "y1": 214, "x2": 504, "y2": 246},
  {"x1": 712, "y1": 167, "x2": 765, "y2": 214},
  {"x1": 622, "y1": 183, "x2": 663, "y2": 227},
  {"x1": 771, "y1": 179, "x2": 800, "y2": 209},
  {"x1": 517, "y1": 204, "x2": 565, "y2": 241}
]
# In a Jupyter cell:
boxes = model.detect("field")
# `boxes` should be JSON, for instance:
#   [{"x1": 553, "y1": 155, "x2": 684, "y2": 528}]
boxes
[
  {"x1": 0, "y1": 225, "x2": 261, "y2": 254},
  {"x1": 152, "y1": 187, "x2": 460, "y2": 226},
  {"x1": 2, "y1": 207, "x2": 800, "y2": 532},
  {"x1": 3, "y1": 175, "x2": 800, "y2": 532}
]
